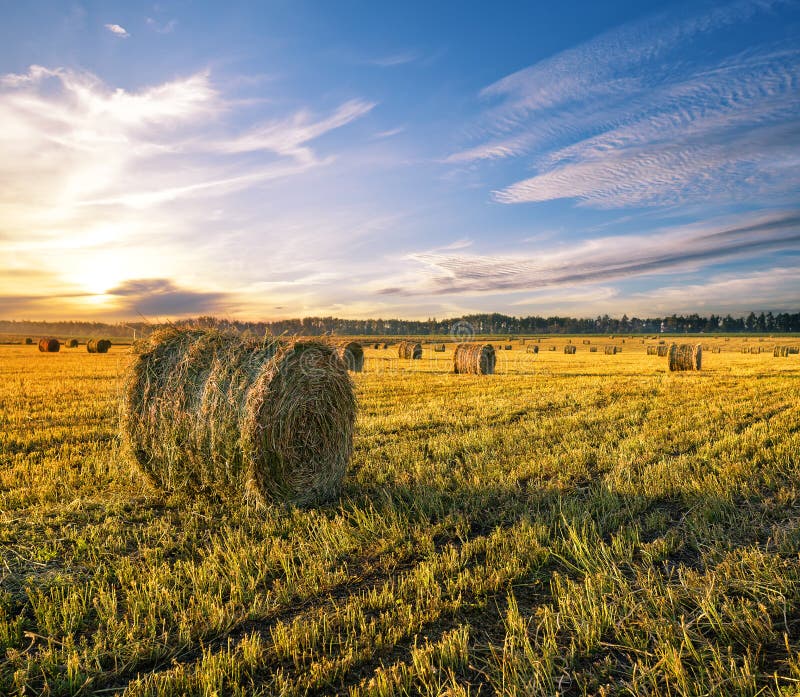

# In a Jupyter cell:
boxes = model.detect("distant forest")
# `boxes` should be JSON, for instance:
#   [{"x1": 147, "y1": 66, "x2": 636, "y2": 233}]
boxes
[{"x1": 2, "y1": 311, "x2": 800, "y2": 338}]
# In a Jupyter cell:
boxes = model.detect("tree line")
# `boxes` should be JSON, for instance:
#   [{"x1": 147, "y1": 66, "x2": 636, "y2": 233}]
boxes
[{"x1": 2, "y1": 311, "x2": 800, "y2": 339}]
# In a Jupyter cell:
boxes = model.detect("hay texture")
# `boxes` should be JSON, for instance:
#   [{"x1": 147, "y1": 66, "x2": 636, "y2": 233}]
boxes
[
  {"x1": 67, "y1": 339, "x2": 79, "y2": 348},
  {"x1": 453, "y1": 343, "x2": 496, "y2": 375},
  {"x1": 668, "y1": 343, "x2": 702, "y2": 371},
  {"x1": 526, "y1": 345, "x2": 539, "y2": 354},
  {"x1": 564, "y1": 345, "x2": 577, "y2": 354},
  {"x1": 657, "y1": 345, "x2": 669, "y2": 357},
  {"x1": 38, "y1": 338, "x2": 60, "y2": 352},
  {"x1": 121, "y1": 327, "x2": 356, "y2": 506},
  {"x1": 397, "y1": 341, "x2": 422, "y2": 359},
  {"x1": 87, "y1": 338, "x2": 112, "y2": 353},
  {"x1": 335, "y1": 341, "x2": 364, "y2": 372}
]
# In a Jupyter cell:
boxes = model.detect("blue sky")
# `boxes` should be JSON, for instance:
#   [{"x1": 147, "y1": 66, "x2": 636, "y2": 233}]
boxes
[{"x1": 1, "y1": 0, "x2": 798, "y2": 320}]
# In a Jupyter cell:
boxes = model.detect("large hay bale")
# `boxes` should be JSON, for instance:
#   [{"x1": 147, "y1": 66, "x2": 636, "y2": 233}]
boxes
[
  {"x1": 121, "y1": 328, "x2": 356, "y2": 506},
  {"x1": 87, "y1": 338, "x2": 112, "y2": 353},
  {"x1": 38, "y1": 337, "x2": 60, "y2": 352},
  {"x1": 66, "y1": 339, "x2": 79, "y2": 348},
  {"x1": 397, "y1": 341, "x2": 422, "y2": 359},
  {"x1": 564, "y1": 345, "x2": 576, "y2": 354},
  {"x1": 604, "y1": 345, "x2": 617, "y2": 355},
  {"x1": 668, "y1": 343, "x2": 702, "y2": 371},
  {"x1": 453, "y1": 343, "x2": 496, "y2": 375},
  {"x1": 335, "y1": 341, "x2": 364, "y2": 372},
  {"x1": 526, "y1": 345, "x2": 539, "y2": 354}
]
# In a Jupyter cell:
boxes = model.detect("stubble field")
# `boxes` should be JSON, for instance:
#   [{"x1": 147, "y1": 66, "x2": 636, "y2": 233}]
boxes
[{"x1": 1, "y1": 337, "x2": 799, "y2": 696}]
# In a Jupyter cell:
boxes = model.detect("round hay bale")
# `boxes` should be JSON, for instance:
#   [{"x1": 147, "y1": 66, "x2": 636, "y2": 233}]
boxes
[
  {"x1": 453, "y1": 343, "x2": 496, "y2": 375},
  {"x1": 433, "y1": 344, "x2": 446, "y2": 352},
  {"x1": 504, "y1": 344, "x2": 513, "y2": 350},
  {"x1": 564, "y1": 345, "x2": 576, "y2": 354},
  {"x1": 382, "y1": 343, "x2": 389, "y2": 349},
  {"x1": 373, "y1": 342, "x2": 380, "y2": 349},
  {"x1": 589, "y1": 346, "x2": 598, "y2": 352},
  {"x1": 604, "y1": 345, "x2": 617, "y2": 355},
  {"x1": 668, "y1": 343, "x2": 702, "y2": 371},
  {"x1": 25, "y1": 337, "x2": 33, "y2": 345},
  {"x1": 526, "y1": 345, "x2": 539, "y2": 354},
  {"x1": 121, "y1": 327, "x2": 356, "y2": 507},
  {"x1": 657, "y1": 345, "x2": 669, "y2": 357},
  {"x1": 397, "y1": 341, "x2": 422, "y2": 359},
  {"x1": 646, "y1": 345, "x2": 658, "y2": 355},
  {"x1": 335, "y1": 341, "x2": 364, "y2": 372},
  {"x1": 87, "y1": 338, "x2": 112, "y2": 353},
  {"x1": 38, "y1": 337, "x2": 60, "y2": 352},
  {"x1": 66, "y1": 339, "x2": 79, "y2": 348}
]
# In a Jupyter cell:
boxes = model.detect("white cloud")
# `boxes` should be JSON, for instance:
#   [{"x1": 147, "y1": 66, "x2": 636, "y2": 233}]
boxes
[
  {"x1": 0, "y1": 65, "x2": 376, "y2": 315},
  {"x1": 104, "y1": 23, "x2": 129, "y2": 37}
]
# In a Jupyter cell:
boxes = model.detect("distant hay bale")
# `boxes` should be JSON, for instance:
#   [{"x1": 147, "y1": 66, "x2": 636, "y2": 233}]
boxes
[
  {"x1": 433, "y1": 344, "x2": 446, "y2": 352},
  {"x1": 582, "y1": 339, "x2": 591, "y2": 345},
  {"x1": 646, "y1": 346, "x2": 658, "y2": 355},
  {"x1": 87, "y1": 338, "x2": 112, "y2": 353},
  {"x1": 121, "y1": 327, "x2": 356, "y2": 506},
  {"x1": 373, "y1": 343, "x2": 380, "y2": 349},
  {"x1": 38, "y1": 337, "x2": 60, "y2": 353},
  {"x1": 711, "y1": 347, "x2": 721, "y2": 354},
  {"x1": 335, "y1": 341, "x2": 364, "y2": 372},
  {"x1": 604, "y1": 345, "x2": 618, "y2": 355},
  {"x1": 526, "y1": 345, "x2": 539, "y2": 354},
  {"x1": 25, "y1": 337, "x2": 33, "y2": 345},
  {"x1": 657, "y1": 345, "x2": 669, "y2": 357},
  {"x1": 589, "y1": 346, "x2": 598, "y2": 352},
  {"x1": 668, "y1": 343, "x2": 702, "y2": 371},
  {"x1": 658, "y1": 339, "x2": 666, "y2": 345},
  {"x1": 504, "y1": 344, "x2": 513, "y2": 350},
  {"x1": 397, "y1": 341, "x2": 423, "y2": 359},
  {"x1": 453, "y1": 343, "x2": 496, "y2": 375},
  {"x1": 774, "y1": 346, "x2": 788, "y2": 357},
  {"x1": 564, "y1": 345, "x2": 577, "y2": 354},
  {"x1": 790, "y1": 347, "x2": 800, "y2": 355},
  {"x1": 549, "y1": 346, "x2": 557, "y2": 351},
  {"x1": 66, "y1": 339, "x2": 79, "y2": 348},
  {"x1": 382, "y1": 343, "x2": 389, "y2": 349}
]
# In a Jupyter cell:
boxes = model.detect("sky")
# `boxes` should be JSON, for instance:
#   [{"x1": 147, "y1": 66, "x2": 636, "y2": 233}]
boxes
[{"x1": 1, "y1": 0, "x2": 799, "y2": 321}]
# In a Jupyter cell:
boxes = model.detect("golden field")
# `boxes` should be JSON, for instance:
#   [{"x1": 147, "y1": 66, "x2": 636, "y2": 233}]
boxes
[{"x1": 1, "y1": 336, "x2": 799, "y2": 696}]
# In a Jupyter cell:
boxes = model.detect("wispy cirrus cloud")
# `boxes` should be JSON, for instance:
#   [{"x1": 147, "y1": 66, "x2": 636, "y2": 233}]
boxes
[
  {"x1": 450, "y1": 0, "x2": 800, "y2": 209},
  {"x1": 376, "y1": 210, "x2": 800, "y2": 296}
]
